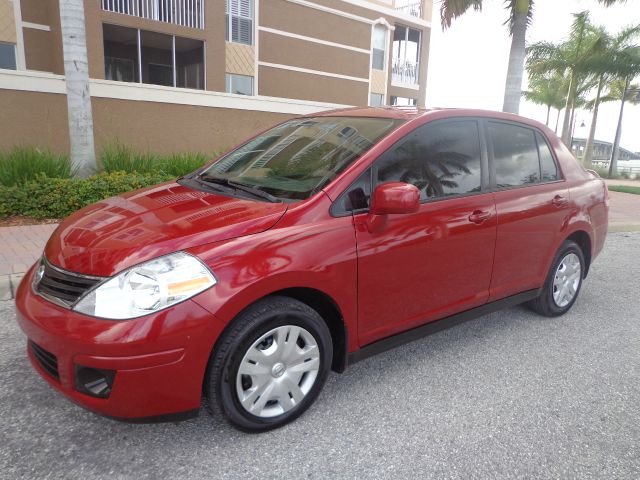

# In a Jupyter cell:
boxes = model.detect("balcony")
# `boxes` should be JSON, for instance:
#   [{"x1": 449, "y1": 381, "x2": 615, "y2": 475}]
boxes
[
  {"x1": 394, "y1": 1, "x2": 422, "y2": 18},
  {"x1": 101, "y1": 0, "x2": 205, "y2": 29},
  {"x1": 392, "y1": 58, "x2": 419, "y2": 86}
]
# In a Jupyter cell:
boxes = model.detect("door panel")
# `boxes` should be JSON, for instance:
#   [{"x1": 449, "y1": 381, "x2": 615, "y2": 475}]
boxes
[
  {"x1": 490, "y1": 183, "x2": 569, "y2": 300},
  {"x1": 356, "y1": 193, "x2": 496, "y2": 346},
  {"x1": 487, "y1": 122, "x2": 570, "y2": 301}
]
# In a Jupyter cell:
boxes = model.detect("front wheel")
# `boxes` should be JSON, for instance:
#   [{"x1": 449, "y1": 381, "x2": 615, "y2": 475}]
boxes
[
  {"x1": 206, "y1": 296, "x2": 333, "y2": 432},
  {"x1": 528, "y1": 240, "x2": 585, "y2": 317}
]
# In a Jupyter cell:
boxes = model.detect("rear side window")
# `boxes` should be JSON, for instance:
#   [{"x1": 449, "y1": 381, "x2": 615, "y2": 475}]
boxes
[
  {"x1": 536, "y1": 132, "x2": 560, "y2": 181},
  {"x1": 490, "y1": 122, "x2": 540, "y2": 187},
  {"x1": 374, "y1": 120, "x2": 482, "y2": 201}
]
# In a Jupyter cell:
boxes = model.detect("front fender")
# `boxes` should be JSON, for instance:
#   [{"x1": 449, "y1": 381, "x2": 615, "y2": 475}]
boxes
[{"x1": 186, "y1": 215, "x2": 359, "y2": 352}]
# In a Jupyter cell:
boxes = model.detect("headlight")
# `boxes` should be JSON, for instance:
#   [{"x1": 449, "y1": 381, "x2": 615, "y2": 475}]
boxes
[{"x1": 74, "y1": 252, "x2": 216, "y2": 320}]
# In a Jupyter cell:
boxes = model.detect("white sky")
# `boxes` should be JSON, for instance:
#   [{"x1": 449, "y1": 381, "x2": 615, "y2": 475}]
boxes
[{"x1": 425, "y1": 0, "x2": 640, "y2": 152}]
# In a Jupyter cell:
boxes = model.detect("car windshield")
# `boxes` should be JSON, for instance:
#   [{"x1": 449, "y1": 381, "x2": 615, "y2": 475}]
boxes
[{"x1": 198, "y1": 116, "x2": 404, "y2": 200}]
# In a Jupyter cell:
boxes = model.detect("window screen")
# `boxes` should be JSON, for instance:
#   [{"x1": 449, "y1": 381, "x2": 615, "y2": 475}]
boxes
[
  {"x1": 372, "y1": 25, "x2": 386, "y2": 70},
  {"x1": 490, "y1": 122, "x2": 540, "y2": 187},
  {"x1": 375, "y1": 120, "x2": 482, "y2": 201}
]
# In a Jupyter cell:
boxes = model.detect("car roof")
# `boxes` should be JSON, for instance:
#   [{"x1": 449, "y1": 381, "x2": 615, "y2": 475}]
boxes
[{"x1": 311, "y1": 106, "x2": 549, "y2": 131}]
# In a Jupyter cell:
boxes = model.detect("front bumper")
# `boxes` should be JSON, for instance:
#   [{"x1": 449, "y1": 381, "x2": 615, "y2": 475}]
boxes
[{"x1": 15, "y1": 263, "x2": 225, "y2": 420}]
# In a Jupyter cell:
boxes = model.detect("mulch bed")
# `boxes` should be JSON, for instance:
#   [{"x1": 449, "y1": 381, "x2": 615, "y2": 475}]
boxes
[{"x1": 0, "y1": 217, "x2": 60, "y2": 227}]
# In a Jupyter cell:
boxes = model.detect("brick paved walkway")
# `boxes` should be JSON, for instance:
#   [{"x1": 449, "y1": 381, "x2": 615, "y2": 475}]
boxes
[{"x1": 0, "y1": 224, "x2": 58, "y2": 275}]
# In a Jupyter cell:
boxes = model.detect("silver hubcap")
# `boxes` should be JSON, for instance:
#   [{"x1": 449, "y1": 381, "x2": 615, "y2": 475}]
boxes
[
  {"x1": 552, "y1": 253, "x2": 581, "y2": 308},
  {"x1": 236, "y1": 325, "x2": 320, "y2": 418}
]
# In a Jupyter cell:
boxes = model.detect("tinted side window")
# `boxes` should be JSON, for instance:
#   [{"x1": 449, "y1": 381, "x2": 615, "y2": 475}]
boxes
[
  {"x1": 490, "y1": 122, "x2": 540, "y2": 187},
  {"x1": 536, "y1": 132, "x2": 560, "y2": 181},
  {"x1": 375, "y1": 121, "x2": 482, "y2": 201},
  {"x1": 332, "y1": 168, "x2": 372, "y2": 215}
]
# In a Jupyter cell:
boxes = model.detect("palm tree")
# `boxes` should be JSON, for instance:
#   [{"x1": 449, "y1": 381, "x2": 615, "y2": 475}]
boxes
[
  {"x1": 440, "y1": 0, "x2": 628, "y2": 115},
  {"x1": 607, "y1": 76, "x2": 640, "y2": 177},
  {"x1": 526, "y1": 12, "x2": 606, "y2": 145},
  {"x1": 522, "y1": 73, "x2": 567, "y2": 127},
  {"x1": 582, "y1": 25, "x2": 640, "y2": 167},
  {"x1": 59, "y1": 0, "x2": 97, "y2": 177}
]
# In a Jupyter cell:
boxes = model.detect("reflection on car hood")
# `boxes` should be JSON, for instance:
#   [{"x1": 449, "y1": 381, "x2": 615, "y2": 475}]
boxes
[{"x1": 44, "y1": 181, "x2": 288, "y2": 277}]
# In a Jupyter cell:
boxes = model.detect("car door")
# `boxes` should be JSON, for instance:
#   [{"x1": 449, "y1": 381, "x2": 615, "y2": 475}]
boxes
[
  {"x1": 486, "y1": 121, "x2": 570, "y2": 301},
  {"x1": 348, "y1": 119, "x2": 497, "y2": 346}
]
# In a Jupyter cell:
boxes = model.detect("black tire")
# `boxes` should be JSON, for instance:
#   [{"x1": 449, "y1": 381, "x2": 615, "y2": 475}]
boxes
[
  {"x1": 205, "y1": 296, "x2": 333, "y2": 432},
  {"x1": 528, "y1": 240, "x2": 585, "y2": 317}
]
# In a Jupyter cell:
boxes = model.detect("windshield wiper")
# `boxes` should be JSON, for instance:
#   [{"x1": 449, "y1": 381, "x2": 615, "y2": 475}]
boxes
[{"x1": 198, "y1": 174, "x2": 281, "y2": 203}]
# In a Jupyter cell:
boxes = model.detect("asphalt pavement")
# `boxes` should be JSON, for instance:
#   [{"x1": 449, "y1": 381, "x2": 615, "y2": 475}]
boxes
[{"x1": 1, "y1": 232, "x2": 639, "y2": 480}]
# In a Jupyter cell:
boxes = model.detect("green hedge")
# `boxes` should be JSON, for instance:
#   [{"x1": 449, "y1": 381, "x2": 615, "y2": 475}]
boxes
[{"x1": 0, "y1": 171, "x2": 174, "y2": 219}]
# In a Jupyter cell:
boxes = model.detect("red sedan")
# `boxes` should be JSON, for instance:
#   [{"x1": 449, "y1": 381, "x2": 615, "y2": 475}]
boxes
[{"x1": 16, "y1": 107, "x2": 608, "y2": 431}]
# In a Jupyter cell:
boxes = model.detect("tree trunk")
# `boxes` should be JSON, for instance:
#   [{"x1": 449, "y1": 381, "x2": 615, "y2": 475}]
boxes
[
  {"x1": 569, "y1": 107, "x2": 577, "y2": 154},
  {"x1": 555, "y1": 109, "x2": 561, "y2": 133},
  {"x1": 545, "y1": 105, "x2": 551, "y2": 126},
  {"x1": 608, "y1": 76, "x2": 630, "y2": 178},
  {"x1": 60, "y1": 0, "x2": 96, "y2": 178},
  {"x1": 584, "y1": 75, "x2": 604, "y2": 168},
  {"x1": 502, "y1": 0, "x2": 529, "y2": 114},
  {"x1": 561, "y1": 72, "x2": 576, "y2": 144}
]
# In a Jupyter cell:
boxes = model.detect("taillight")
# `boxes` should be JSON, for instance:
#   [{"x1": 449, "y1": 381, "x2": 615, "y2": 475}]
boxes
[{"x1": 604, "y1": 183, "x2": 610, "y2": 208}]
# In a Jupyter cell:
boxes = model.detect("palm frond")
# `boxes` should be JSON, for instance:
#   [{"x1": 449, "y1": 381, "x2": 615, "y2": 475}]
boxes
[
  {"x1": 504, "y1": 0, "x2": 534, "y2": 36},
  {"x1": 440, "y1": 0, "x2": 483, "y2": 29}
]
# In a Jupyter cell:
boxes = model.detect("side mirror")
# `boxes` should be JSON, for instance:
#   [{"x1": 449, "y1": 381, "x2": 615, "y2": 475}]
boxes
[{"x1": 370, "y1": 182, "x2": 420, "y2": 215}]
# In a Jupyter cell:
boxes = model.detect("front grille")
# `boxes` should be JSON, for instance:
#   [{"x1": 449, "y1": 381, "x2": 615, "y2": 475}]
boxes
[
  {"x1": 35, "y1": 259, "x2": 102, "y2": 307},
  {"x1": 29, "y1": 341, "x2": 60, "y2": 380}
]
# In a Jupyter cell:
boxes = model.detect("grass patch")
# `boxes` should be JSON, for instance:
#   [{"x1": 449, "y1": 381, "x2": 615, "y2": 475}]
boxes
[
  {"x1": 608, "y1": 185, "x2": 640, "y2": 195},
  {"x1": 100, "y1": 143, "x2": 210, "y2": 176},
  {"x1": 0, "y1": 147, "x2": 74, "y2": 187}
]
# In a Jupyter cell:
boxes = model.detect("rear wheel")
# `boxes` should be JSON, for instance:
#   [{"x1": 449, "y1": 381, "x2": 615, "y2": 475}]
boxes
[
  {"x1": 206, "y1": 296, "x2": 332, "y2": 432},
  {"x1": 528, "y1": 240, "x2": 585, "y2": 317}
]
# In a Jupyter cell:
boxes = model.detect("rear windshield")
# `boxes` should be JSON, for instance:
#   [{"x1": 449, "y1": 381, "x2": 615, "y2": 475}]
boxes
[{"x1": 200, "y1": 116, "x2": 404, "y2": 200}]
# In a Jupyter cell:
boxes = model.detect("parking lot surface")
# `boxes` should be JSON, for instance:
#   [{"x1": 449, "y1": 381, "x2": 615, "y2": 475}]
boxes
[{"x1": 1, "y1": 232, "x2": 639, "y2": 480}]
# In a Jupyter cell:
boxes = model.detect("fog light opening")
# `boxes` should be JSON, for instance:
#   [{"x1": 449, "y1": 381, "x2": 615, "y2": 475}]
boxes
[{"x1": 75, "y1": 366, "x2": 116, "y2": 399}]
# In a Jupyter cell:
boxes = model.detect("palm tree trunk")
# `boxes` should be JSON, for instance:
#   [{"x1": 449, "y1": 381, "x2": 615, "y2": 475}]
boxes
[
  {"x1": 59, "y1": 0, "x2": 96, "y2": 178},
  {"x1": 561, "y1": 73, "x2": 576, "y2": 144},
  {"x1": 608, "y1": 76, "x2": 630, "y2": 178},
  {"x1": 555, "y1": 109, "x2": 561, "y2": 133},
  {"x1": 584, "y1": 75, "x2": 604, "y2": 168},
  {"x1": 502, "y1": 0, "x2": 529, "y2": 114},
  {"x1": 545, "y1": 105, "x2": 551, "y2": 126}
]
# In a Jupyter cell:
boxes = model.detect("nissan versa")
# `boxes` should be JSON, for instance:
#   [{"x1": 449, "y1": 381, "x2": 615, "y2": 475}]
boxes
[{"x1": 16, "y1": 107, "x2": 608, "y2": 432}]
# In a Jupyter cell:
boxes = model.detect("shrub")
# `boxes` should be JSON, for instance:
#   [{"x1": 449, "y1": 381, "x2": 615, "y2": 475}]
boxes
[
  {"x1": 0, "y1": 171, "x2": 174, "y2": 219},
  {"x1": 0, "y1": 147, "x2": 74, "y2": 186},
  {"x1": 100, "y1": 142, "x2": 211, "y2": 176},
  {"x1": 100, "y1": 143, "x2": 160, "y2": 175}
]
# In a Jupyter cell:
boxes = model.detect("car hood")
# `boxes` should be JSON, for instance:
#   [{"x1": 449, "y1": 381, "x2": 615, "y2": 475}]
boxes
[{"x1": 44, "y1": 181, "x2": 288, "y2": 277}]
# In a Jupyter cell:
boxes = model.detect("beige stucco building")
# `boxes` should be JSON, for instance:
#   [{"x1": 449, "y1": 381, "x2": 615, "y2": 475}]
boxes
[{"x1": 0, "y1": 0, "x2": 432, "y2": 154}]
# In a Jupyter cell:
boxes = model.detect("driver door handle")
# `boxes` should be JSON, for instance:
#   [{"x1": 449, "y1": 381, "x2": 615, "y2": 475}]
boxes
[{"x1": 468, "y1": 210, "x2": 491, "y2": 224}]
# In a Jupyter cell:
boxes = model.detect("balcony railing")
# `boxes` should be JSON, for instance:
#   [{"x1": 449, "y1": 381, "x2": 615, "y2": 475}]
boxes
[
  {"x1": 392, "y1": 58, "x2": 419, "y2": 86},
  {"x1": 395, "y1": 2, "x2": 422, "y2": 18},
  {"x1": 101, "y1": 0, "x2": 205, "y2": 29}
]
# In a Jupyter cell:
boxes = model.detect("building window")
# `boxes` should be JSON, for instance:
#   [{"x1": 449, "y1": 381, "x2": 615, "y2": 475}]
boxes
[
  {"x1": 226, "y1": 73, "x2": 254, "y2": 95},
  {"x1": 370, "y1": 93, "x2": 384, "y2": 106},
  {"x1": 226, "y1": 0, "x2": 253, "y2": 45},
  {"x1": 392, "y1": 25, "x2": 421, "y2": 86},
  {"x1": 0, "y1": 42, "x2": 17, "y2": 70},
  {"x1": 372, "y1": 25, "x2": 386, "y2": 70},
  {"x1": 391, "y1": 96, "x2": 417, "y2": 106},
  {"x1": 103, "y1": 24, "x2": 204, "y2": 90}
]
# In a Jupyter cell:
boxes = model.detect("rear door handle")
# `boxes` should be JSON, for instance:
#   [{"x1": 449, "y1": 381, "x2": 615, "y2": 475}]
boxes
[
  {"x1": 552, "y1": 195, "x2": 568, "y2": 207},
  {"x1": 468, "y1": 210, "x2": 491, "y2": 224}
]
